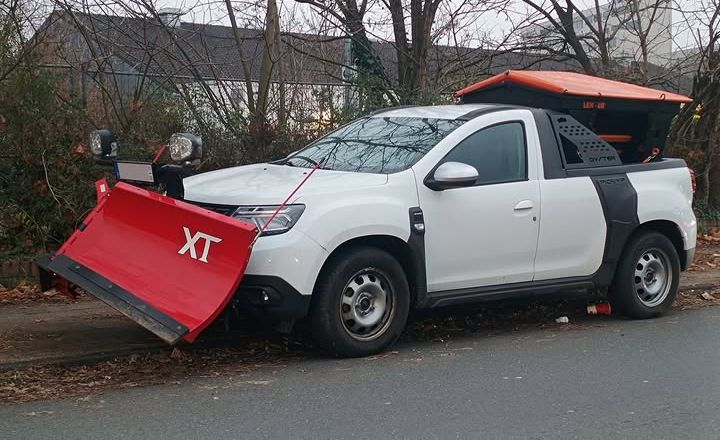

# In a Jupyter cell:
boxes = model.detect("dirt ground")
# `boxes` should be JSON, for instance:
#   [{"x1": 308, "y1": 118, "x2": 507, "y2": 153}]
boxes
[{"x1": 1, "y1": 239, "x2": 719, "y2": 404}]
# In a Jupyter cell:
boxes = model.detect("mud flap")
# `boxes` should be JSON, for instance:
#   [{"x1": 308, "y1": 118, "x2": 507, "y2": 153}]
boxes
[{"x1": 37, "y1": 182, "x2": 257, "y2": 344}]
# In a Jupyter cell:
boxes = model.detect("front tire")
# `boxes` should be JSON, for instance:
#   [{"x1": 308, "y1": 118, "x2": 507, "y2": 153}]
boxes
[
  {"x1": 609, "y1": 231, "x2": 680, "y2": 319},
  {"x1": 310, "y1": 247, "x2": 410, "y2": 357}
]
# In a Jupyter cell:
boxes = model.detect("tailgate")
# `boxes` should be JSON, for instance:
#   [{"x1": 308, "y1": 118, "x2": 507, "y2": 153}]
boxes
[{"x1": 38, "y1": 181, "x2": 257, "y2": 344}]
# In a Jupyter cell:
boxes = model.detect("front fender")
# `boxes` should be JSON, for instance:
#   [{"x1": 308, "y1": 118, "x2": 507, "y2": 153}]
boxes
[
  {"x1": 295, "y1": 171, "x2": 419, "y2": 254},
  {"x1": 291, "y1": 170, "x2": 420, "y2": 295},
  {"x1": 299, "y1": 199, "x2": 412, "y2": 254}
]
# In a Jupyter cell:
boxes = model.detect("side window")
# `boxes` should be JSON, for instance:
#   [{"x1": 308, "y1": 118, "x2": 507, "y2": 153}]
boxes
[{"x1": 442, "y1": 122, "x2": 527, "y2": 185}]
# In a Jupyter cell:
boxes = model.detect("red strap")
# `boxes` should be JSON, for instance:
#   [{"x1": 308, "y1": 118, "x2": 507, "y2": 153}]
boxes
[
  {"x1": 253, "y1": 161, "x2": 324, "y2": 242},
  {"x1": 153, "y1": 144, "x2": 168, "y2": 163}
]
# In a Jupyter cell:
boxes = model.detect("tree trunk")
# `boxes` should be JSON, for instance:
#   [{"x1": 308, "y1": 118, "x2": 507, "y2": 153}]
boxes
[
  {"x1": 224, "y1": 0, "x2": 257, "y2": 114},
  {"x1": 387, "y1": 0, "x2": 411, "y2": 95},
  {"x1": 706, "y1": 111, "x2": 720, "y2": 207},
  {"x1": 346, "y1": 12, "x2": 390, "y2": 108},
  {"x1": 255, "y1": 0, "x2": 281, "y2": 123}
]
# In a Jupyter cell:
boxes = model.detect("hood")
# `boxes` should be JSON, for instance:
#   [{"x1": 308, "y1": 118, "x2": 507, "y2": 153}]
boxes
[{"x1": 183, "y1": 163, "x2": 389, "y2": 205}]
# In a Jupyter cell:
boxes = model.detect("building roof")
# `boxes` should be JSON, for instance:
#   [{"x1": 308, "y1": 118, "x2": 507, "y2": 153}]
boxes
[
  {"x1": 37, "y1": 11, "x2": 692, "y2": 96},
  {"x1": 454, "y1": 70, "x2": 692, "y2": 103},
  {"x1": 37, "y1": 11, "x2": 350, "y2": 85},
  {"x1": 38, "y1": 11, "x2": 585, "y2": 90}
]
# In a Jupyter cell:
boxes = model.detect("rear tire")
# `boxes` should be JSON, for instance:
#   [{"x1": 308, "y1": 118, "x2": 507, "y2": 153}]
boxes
[
  {"x1": 310, "y1": 246, "x2": 410, "y2": 357},
  {"x1": 609, "y1": 231, "x2": 680, "y2": 319}
]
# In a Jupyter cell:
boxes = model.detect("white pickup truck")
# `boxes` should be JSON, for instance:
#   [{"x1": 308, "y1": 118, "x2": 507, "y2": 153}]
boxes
[
  {"x1": 181, "y1": 103, "x2": 696, "y2": 357},
  {"x1": 39, "y1": 72, "x2": 698, "y2": 357}
]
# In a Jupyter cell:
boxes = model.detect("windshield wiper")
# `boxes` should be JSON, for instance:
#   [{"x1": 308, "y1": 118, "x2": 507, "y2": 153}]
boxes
[
  {"x1": 273, "y1": 159, "x2": 292, "y2": 166},
  {"x1": 284, "y1": 155, "x2": 318, "y2": 167}
]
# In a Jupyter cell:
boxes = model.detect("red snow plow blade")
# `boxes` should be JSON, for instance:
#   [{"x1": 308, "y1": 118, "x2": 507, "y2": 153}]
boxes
[{"x1": 37, "y1": 181, "x2": 257, "y2": 344}]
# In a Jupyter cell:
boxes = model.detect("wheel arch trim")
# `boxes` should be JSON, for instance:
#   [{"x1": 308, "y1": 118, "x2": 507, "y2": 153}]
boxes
[{"x1": 313, "y1": 231, "x2": 427, "y2": 308}]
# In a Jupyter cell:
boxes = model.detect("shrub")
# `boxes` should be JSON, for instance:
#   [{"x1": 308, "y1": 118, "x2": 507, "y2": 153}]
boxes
[{"x1": 0, "y1": 66, "x2": 104, "y2": 258}]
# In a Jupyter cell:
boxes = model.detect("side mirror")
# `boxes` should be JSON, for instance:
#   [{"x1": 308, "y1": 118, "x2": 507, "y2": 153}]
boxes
[
  {"x1": 425, "y1": 161, "x2": 478, "y2": 191},
  {"x1": 89, "y1": 129, "x2": 117, "y2": 163}
]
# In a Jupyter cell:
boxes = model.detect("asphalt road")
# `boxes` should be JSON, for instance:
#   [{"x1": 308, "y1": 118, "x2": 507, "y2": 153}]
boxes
[{"x1": 3, "y1": 307, "x2": 720, "y2": 440}]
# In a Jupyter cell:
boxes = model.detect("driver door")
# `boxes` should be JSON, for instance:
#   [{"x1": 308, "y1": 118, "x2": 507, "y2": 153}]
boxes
[{"x1": 417, "y1": 115, "x2": 541, "y2": 293}]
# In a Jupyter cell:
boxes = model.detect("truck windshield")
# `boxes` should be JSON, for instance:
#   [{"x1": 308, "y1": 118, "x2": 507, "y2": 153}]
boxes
[{"x1": 282, "y1": 117, "x2": 464, "y2": 173}]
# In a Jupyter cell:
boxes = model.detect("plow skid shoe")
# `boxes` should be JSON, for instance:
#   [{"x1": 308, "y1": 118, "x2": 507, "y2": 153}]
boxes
[{"x1": 38, "y1": 182, "x2": 257, "y2": 344}]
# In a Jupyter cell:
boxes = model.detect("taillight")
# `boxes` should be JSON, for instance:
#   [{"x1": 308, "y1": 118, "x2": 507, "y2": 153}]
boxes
[{"x1": 689, "y1": 168, "x2": 697, "y2": 194}]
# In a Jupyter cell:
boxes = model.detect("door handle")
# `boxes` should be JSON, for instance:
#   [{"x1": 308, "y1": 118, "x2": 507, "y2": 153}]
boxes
[{"x1": 514, "y1": 200, "x2": 534, "y2": 211}]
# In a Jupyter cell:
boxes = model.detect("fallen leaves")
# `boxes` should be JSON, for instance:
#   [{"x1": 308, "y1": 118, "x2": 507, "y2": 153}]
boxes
[
  {"x1": 0, "y1": 283, "x2": 85, "y2": 306},
  {"x1": 0, "y1": 337, "x2": 299, "y2": 404},
  {"x1": 698, "y1": 227, "x2": 720, "y2": 244},
  {"x1": 5, "y1": 297, "x2": 608, "y2": 404},
  {"x1": 685, "y1": 236, "x2": 720, "y2": 273},
  {"x1": 170, "y1": 347, "x2": 188, "y2": 360},
  {"x1": 404, "y1": 293, "x2": 605, "y2": 344},
  {"x1": 674, "y1": 288, "x2": 720, "y2": 310},
  {"x1": 701, "y1": 291, "x2": 716, "y2": 301}
]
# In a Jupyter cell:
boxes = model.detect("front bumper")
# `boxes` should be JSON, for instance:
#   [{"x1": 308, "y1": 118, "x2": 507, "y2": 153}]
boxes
[
  {"x1": 185, "y1": 200, "x2": 329, "y2": 297},
  {"x1": 244, "y1": 228, "x2": 328, "y2": 296},
  {"x1": 235, "y1": 275, "x2": 311, "y2": 320},
  {"x1": 234, "y1": 229, "x2": 325, "y2": 320}
]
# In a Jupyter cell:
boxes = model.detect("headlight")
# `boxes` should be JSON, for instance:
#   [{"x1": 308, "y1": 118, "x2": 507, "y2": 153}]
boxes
[
  {"x1": 89, "y1": 131, "x2": 102, "y2": 155},
  {"x1": 89, "y1": 129, "x2": 115, "y2": 156},
  {"x1": 232, "y1": 204, "x2": 305, "y2": 236},
  {"x1": 169, "y1": 133, "x2": 202, "y2": 162}
]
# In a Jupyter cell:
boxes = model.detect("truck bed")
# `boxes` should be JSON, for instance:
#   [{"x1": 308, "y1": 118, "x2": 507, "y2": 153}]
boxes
[{"x1": 528, "y1": 107, "x2": 687, "y2": 179}]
